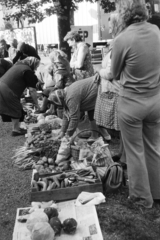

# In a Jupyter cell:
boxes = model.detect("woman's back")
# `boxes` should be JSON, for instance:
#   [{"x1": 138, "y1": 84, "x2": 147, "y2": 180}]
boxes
[{"x1": 112, "y1": 22, "x2": 160, "y2": 96}]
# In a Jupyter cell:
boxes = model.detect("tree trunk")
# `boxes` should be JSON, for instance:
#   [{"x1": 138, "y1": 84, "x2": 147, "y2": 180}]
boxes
[{"x1": 57, "y1": 0, "x2": 72, "y2": 60}]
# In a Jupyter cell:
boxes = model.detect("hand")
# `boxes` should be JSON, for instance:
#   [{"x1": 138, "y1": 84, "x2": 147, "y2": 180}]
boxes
[
  {"x1": 55, "y1": 132, "x2": 65, "y2": 140},
  {"x1": 112, "y1": 80, "x2": 120, "y2": 94},
  {"x1": 35, "y1": 104, "x2": 40, "y2": 111}
]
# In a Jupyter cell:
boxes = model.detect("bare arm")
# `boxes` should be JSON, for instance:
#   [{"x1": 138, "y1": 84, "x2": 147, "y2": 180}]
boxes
[
  {"x1": 111, "y1": 37, "x2": 126, "y2": 80},
  {"x1": 74, "y1": 45, "x2": 88, "y2": 69},
  {"x1": 28, "y1": 87, "x2": 40, "y2": 110},
  {"x1": 99, "y1": 58, "x2": 113, "y2": 80}
]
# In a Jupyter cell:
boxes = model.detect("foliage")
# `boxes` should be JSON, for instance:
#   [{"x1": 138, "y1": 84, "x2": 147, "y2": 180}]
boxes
[{"x1": 0, "y1": 0, "x2": 116, "y2": 24}]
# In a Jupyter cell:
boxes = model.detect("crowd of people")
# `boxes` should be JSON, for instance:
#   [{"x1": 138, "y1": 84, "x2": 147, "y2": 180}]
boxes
[{"x1": 0, "y1": 0, "x2": 160, "y2": 209}]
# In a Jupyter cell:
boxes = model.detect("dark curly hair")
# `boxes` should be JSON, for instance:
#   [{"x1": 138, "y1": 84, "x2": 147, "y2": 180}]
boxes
[{"x1": 116, "y1": 0, "x2": 148, "y2": 27}]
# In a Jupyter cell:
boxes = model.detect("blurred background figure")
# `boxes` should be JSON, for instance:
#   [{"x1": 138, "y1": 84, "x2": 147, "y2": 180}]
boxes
[
  {"x1": 0, "y1": 39, "x2": 9, "y2": 58},
  {"x1": 8, "y1": 38, "x2": 18, "y2": 62},
  {"x1": 13, "y1": 41, "x2": 40, "y2": 64}
]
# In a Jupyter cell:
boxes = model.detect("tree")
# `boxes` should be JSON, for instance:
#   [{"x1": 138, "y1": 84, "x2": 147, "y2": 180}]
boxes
[{"x1": 0, "y1": 0, "x2": 115, "y2": 57}]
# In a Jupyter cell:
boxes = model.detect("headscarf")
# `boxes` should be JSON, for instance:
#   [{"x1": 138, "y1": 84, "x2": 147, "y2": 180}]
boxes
[
  {"x1": 48, "y1": 89, "x2": 65, "y2": 106},
  {"x1": 20, "y1": 56, "x2": 40, "y2": 71}
]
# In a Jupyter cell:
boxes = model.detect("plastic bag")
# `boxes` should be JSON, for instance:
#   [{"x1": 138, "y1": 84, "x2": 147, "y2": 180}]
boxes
[
  {"x1": 31, "y1": 222, "x2": 55, "y2": 240},
  {"x1": 92, "y1": 142, "x2": 113, "y2": 168},
  {"x1": 55, "y1": 137, "x2": 71, "y2": 164},
  {"x1": 75, "y1": 192, "x2": 105, "y2": 206},
  {"x1": 27, "y1": 209, "x2": 49, "y2": 232}
]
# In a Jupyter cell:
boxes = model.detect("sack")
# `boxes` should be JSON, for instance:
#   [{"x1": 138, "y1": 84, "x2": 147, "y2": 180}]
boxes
[
  {"x1": 55, "y1": 137, "x2": 71, "y2": 164},
  {"x1": 103, "y1": 162, "x2": 123, "y2": 194},
  {"x1": 91, "y1": 141, "x2": 113, "y2": 168}
]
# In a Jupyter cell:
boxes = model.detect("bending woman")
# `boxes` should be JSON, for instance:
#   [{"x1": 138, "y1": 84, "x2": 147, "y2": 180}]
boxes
[
  {"x1": 48, "y1": 75, "x2": 100, "y2": 139},
  {"x1": 0, "y1": 57, "x2": 40, "y2": 136}
]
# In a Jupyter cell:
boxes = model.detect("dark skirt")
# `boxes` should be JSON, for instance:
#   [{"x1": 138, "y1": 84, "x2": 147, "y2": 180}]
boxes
[{"x1": 0, "y1": 82, "x2": 23, "y2": 120}]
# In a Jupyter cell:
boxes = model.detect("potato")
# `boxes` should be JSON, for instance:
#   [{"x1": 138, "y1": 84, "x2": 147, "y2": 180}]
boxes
[
  {"x1": 44, "y1": 163, "x2": 49, "y2": 168},
  {"x1": 48, "y1": 158, "x2": 54, "y2": 165},
  {"x1": 37, "y1": 160, "x2": 44, "y2": 165},
  {"x1": 42, "y1": 156, "x2": 48, "y2": 163}
]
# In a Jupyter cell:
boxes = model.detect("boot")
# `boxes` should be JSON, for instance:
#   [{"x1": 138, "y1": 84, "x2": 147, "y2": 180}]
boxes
[{"x1": 98, "y1": 126, "x2": 111, "y2": 141}]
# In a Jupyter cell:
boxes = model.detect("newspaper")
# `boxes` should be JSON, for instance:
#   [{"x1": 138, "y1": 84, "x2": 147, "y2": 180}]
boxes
[{"x1": 12, "y1": 200, "x2": 103, "y2": 240}]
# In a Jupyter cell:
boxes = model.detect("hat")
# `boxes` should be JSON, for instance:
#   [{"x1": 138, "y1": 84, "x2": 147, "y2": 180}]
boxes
[{"x1": 64, "y1": 30, "x2": 80, "y2": 41}]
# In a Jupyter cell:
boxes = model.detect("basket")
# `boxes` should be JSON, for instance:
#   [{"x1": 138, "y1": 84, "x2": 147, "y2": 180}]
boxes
[{"x1": 70, "y1": 129, "x2": 105, "y2": 161}]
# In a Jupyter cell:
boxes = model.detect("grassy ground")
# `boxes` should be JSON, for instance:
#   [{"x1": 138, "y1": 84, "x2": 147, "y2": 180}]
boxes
[{"x1": 1, "y1": 118, "x2": 160, "y2": 240}]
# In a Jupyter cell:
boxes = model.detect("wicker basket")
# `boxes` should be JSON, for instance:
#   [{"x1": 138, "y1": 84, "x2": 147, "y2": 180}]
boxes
[{"x1": 70, "y1": 129, "x2": 105, "y2": 161}]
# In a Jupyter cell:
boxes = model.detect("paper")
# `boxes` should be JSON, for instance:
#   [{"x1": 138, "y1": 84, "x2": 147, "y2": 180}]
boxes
[{"x1": 12, "y1": 201, "x2": 103, "y2": 240}]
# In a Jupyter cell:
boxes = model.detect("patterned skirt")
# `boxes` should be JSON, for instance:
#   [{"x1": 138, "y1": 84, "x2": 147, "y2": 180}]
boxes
[{"x1": 94, "y1": 86, "x2": 120, "y2": 131}]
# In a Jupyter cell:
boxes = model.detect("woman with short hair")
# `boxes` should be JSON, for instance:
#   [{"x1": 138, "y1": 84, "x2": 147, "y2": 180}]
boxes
[
  {"x1": 64, "y1": 30, "x2": 94, "y2": 81},
  {"x1": 94, "y1": 12, "x2": 124, "y2": 140},
  {"x1": 111, "y1": 0, "x2": 160, "y2": 208}
]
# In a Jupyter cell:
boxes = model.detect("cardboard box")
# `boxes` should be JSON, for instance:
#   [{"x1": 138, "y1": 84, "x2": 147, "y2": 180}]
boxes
[{"x1": 30, "y1": 170, "x2": 103, "y2": 202}]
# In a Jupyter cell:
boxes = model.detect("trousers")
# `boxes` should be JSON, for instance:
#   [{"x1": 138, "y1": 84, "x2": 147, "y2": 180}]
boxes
[{"x1": 118, "y1": 92, "x2": 160, "y2": 207}]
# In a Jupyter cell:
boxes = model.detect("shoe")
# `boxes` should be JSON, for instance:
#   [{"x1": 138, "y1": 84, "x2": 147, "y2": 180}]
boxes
[
  {"x1": 104, "y1": 134, "x2": 111, "y2": 141},
  {"x1": 11, "y1": 130, "x2": 26, "y2": 136},
  {"x1": 127, "y1": 196, "x2": 153, "y2": 209},
  {"x1": 34, "y1": 109, "x2": 45, "y2": 114},
  {"x1": 19, "y1": 128, "x2": 27, "y2": 134}
]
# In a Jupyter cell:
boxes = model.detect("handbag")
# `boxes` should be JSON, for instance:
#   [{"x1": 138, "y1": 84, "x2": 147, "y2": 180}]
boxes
[{"x1": 102, "y1": 162, "x2": 124, "y2": 194}]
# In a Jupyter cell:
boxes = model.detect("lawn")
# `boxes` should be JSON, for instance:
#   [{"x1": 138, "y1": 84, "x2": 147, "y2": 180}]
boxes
[{"x1": 0, "y1": 118, "x2": 160, "y2": 240}]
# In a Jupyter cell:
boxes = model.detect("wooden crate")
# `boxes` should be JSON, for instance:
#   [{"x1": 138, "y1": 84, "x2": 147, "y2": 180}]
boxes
[{"x1": 30, "y1": 170, "x2": 103, "y2": 202}]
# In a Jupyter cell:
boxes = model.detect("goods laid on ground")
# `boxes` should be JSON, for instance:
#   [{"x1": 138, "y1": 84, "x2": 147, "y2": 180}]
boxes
[
  {"x1": 32, "y1": 167, "x2": 98, "y2": 192},
  {"x1": 12, "y1": 123, "x2": 61, "y2": 170},
  {"x1": 31, "y1": 168, "x2": 103, "y2": 202},
  {"x1": 13, "y1": 201, "x2": 104, "y2": 240}
]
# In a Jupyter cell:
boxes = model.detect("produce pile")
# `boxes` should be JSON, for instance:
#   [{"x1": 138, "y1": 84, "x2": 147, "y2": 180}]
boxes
[
  {"x1": 24, "y1": 114, "x2": 37, "y2": 124},
  {"x1": 32, "y1": 167, "x2": 98, "y2": 191},
  {"x1": 18, "y1": 207, "x2": 78, "y2": 239},
  {"x1": 12, "y1": 123, "x2": 61, "y2": 171}
]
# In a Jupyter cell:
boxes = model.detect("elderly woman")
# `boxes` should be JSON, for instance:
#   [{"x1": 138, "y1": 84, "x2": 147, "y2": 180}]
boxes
[
  {"x1": 111, "y1": 0, "x2": 160, "y2": 208},
  {"x1": 36, "y1": 49, "x2": 74, "y2": 114},
  {"x1": 0, "y1": 57, "x2": 40, "y2": 136},
  {"x1": 94, "y1": 12, "x2": 123, "y2": 141},
  {"x1": 13, "y1": 42, "x2": 40, "y2": 64},
  {"x1": 64, "y1": 30, "x2": 94, "y2": 81},
  {"x1": 48, "y1": 76, "x2": 99, "y2": 139}
]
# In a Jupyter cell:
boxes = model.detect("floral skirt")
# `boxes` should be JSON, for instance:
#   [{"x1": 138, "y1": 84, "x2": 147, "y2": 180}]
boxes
[{"x1": 94, "y1": 86, "x2": 120, "y2": 131}]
